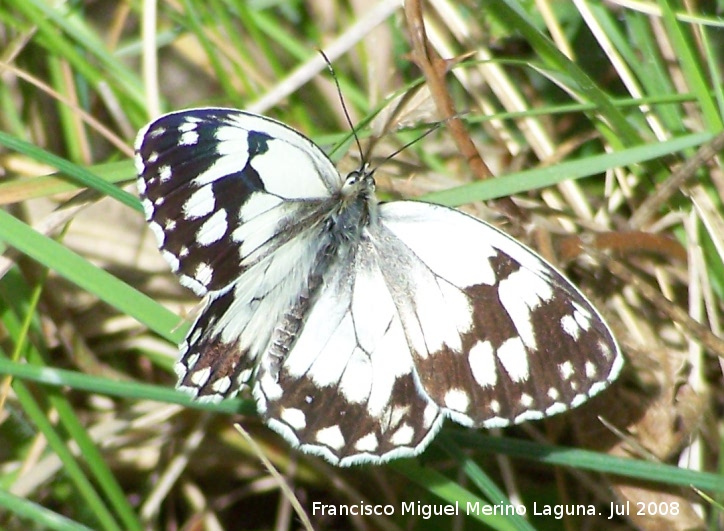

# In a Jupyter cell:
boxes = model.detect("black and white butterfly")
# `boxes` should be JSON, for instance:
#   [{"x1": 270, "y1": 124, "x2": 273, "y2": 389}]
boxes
[{"x1": 135, "y1": 107, "x2": 623, "y2": 466}]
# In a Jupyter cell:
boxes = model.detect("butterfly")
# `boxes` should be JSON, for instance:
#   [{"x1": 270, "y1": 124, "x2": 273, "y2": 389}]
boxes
[{"x1": 135, "y1": 107, "x2": 623, "y2": 466}]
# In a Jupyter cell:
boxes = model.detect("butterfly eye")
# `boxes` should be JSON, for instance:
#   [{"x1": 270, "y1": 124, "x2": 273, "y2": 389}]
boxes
[
  {"x1": 345, "y1": 172, "x2": 360, "y2": 186},
  {"x1": 341, "y1": 171, "x2": 361, "y2": 196}
]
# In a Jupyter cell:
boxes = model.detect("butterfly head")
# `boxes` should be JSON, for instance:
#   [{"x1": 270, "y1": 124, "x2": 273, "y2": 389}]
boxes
[
  {"x1": 326, "y1": 163, "x2": 379, "y2": 241},
  {"x1": 341, "y1": 162, "x2": 375, "y2": 199}
]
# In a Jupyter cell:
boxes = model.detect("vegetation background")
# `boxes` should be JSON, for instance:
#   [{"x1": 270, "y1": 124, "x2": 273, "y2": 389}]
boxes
[{"x1": 0, "y1": 0, "x2": 723, "y2": 529}]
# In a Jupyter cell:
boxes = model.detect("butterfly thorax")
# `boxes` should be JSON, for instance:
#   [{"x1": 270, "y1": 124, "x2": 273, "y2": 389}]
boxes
[{"x1": 261, "y1": 165, "x2": 377, "y2": 380}]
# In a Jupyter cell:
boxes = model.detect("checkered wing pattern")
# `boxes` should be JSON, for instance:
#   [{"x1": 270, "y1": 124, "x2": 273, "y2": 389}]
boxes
[{"x1": 136, "y1": 108, "x2": 623, "y2": 466}]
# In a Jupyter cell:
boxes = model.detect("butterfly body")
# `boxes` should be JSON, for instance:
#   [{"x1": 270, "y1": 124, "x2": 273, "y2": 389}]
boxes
[{"x1": 136, "y1": 108, "x2": 622, "y2": 466}]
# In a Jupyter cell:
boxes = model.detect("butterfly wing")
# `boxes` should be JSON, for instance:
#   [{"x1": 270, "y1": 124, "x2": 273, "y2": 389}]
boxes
[
  {"x1": 375, "y1": 201, "x2": 623, "y2": 427},
  {"x1": 136, "y1": 108, "x2": 343, "y2": 401},
  {"x1": 135, "y1": 108, "x2": 341, "y2": 295},
  {"x1": 254, "y1": 237, "x2": 444, "y2": 466}
]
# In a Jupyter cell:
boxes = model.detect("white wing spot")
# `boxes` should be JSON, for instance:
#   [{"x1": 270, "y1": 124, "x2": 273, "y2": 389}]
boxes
[
  {"x1": 147, "y1": 126, "x2": 166, "y2": 139},
  {"x1": 211, "y1": 376, "x2": 231, "y2": 394},
  {"x1": 161, "y1": 250, "x2": 180, "y2": 272},
  {"x1": 585, "y1": 361, "x2": 597, "y2": 379},
  {"x1": 547, "y1": 387, "x2": 560, "y2": 401},
  {"x1": 489, "y1": 400, "x2": 501, "y2": 414},
  {"x1": 196, "y1": 209, "x2": 228, "y2": 246},
  {"x1": 545, "y1": 402, "x2": 568, "y2": 416},
  {"x1": 280, "y1": 408, "x2": 307, "y2": 430},
  {"x1": 185, "y1": 352, "x2": 201, "y2": 371},
  {"x1": 142, "y1": 199, "x2": 155, "y2": 221},
  {"x1": 558, "y1": 361, "x2": 574, "y2": 381},
  {"x1": 191, "y1": 125, "x2": 251, "y2": 185},
  {"x1": 159, "y1": 165, "x2": 172, "y2": 182},
  {"x1": 237, "y1": 369, "x2": 252, "y2": 386},
  {"x1": 381, "y1": 406, "x2": 408, "y2": 432},
  {"x1": 423, "y1": 402, "x2": 439, "y2": 429},
  {"x1": 497, "y1": 337, "x2": 530, "y2": 383},
  {"x1": 186, "y1": 329, "x2": 201, "y2": 350},
  {"x1": 444, "y1": 389, "x2": 470, "y2": 412},
  {"x1": 514, "y1": 410, "x2": 544, "y2": 423},
  {"x1": 194, "y1": 262, "x2": 214, "y2": 286},
  {"x1": 179, "y1": 274, "x2": 205, "y2": 295},
  {"x1": 183, "y1": 185, "x2": 216, "y2": 220},
  {"x1": 179, "y1": 130, "x2": 199, "y2": 145},
  {"x1": 498, "y1": 268, "x2": 554, "y2": 349},
  {"x1": 598, "y1": 339, "x2": 613, "y2": 359},
  {"x1": 561, "y1": 314, "x2": 581, "y2": 339},
  {"x1": 316, "y1": 426, "x2": 346, "y2": 451},
  {"x1": 468, "y1": 340, "x2": 497, "y2": 388},
  {"x1": 390, "y1": 424, "x2": 414, "y2": 446},
  {"x1": 571, "y1": 393, "x2": 588, "y2": 408},
  {"x1": 573, "y1": 302, "x2": 593, "y2": 330},
  {"x1": 147, "y1": 219, "x2": 164, "y2": 245},
  {"x1": 354, "y1": 432, "x2": 379, "y2": 452},
  {"x1": 520, "y1": 393, "x2": 534, "y2": 408},
  {"x1": 174, "y1": 361, "x2": 188, "y2": 379},
  {"x1": 178, "y1": 119, "x2": 199, "y2": 132},
  {"x1": 189, "y1": 367, "x2": 210, "y2": 387},
  {"x1": 258, "y1": 372, "x2": 283, "y2": 401}
]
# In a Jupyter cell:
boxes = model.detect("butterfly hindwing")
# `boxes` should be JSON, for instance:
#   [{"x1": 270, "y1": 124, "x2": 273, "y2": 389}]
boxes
[{"x1": 254, "y1": 238, "x2": 444, "y2": 466}]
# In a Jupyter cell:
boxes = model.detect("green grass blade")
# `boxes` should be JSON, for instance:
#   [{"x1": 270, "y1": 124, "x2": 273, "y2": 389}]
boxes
[
  {"x1": 658, "y1": 0, "x2": 723, "y2": 131},
  {"x1": 5, "y1": 375, "x2": 122, "y2": 531},
  {"x1": 391, "y1": 460, "x2": 521, "y2": 531},
  {"x1": 0, "y1": 357, "x2": 254, "y2": 416},
  {"x1": 0, "y1": 487, "x2": 95, "y2": 531},
  {"x1": 423, "y1": 131, "x2": 712, "y2": 206},
  {"x1": 0, "y1": 209, "x2": 178, "y2": 340},
  {"x1": 453, "y1": 433, "x2": 724, "y2": 494},
  {"x1": 0, "y1": 131, "x2": 139, "y2": 212}
]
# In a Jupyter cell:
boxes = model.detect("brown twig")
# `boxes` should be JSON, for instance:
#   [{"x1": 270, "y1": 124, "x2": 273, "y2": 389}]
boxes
[{"x1": 404, "y1": 0, "x2": 524, "y2": 221}]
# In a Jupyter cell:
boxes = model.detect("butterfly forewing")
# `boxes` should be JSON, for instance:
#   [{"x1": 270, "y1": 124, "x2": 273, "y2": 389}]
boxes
[
  {"x1": 135, "y1": 108, "x2": 340, "y2": 295},
  {"x1": 136, "y1": 107, "x2": 623, "y2": 466}
]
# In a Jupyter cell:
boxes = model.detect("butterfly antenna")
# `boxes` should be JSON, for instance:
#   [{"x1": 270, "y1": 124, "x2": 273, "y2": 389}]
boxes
[
  {"x1": 377, "y1": 120, "x2": 444, "y2": 167},
  {"x1": 375, "y1": 110, "x2": 471, "y2": 170},
  {"x1": 318, "y1": 49, "x2": 365, "y2": 164}
]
